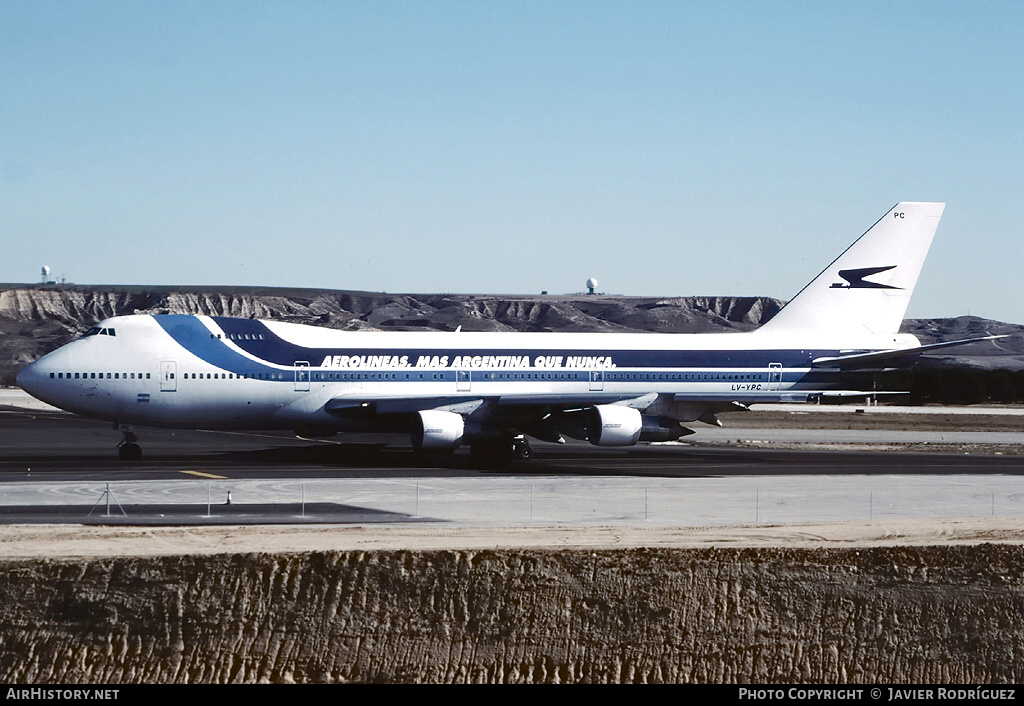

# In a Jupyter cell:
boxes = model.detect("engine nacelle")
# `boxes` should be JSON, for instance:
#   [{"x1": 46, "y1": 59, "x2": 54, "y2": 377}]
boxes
[
  {"x1": 411, "y1": 410, "x2": 465, "y2": 451},
  {"x1": 585, "y1": 405, "x2": 643, "y2": 446},
  {"x1": 639, "y1": 416, "x2": 694, "y2": 442}
]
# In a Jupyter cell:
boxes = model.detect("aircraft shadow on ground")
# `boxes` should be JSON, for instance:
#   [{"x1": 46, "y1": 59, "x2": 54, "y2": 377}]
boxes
[
  {"x1": 206, "y1": 442, "x2": 844, "y2": 478},
  {"x1": 4, "y1": 441, "x2": 1021, "y2": 478},
  {"x1": 0, "y1": 502, "x2": 433, "y2": 526}
]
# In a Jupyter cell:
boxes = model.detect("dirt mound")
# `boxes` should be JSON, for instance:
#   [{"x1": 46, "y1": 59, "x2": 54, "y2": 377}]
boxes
[{"x1": 1, "y1": 544, "x2": 1022, "y2": 683}]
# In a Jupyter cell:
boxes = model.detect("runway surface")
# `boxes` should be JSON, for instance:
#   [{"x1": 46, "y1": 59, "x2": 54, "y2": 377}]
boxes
[{"x1": 2, "y1": 405, "x2": 1023, "y2": 527}]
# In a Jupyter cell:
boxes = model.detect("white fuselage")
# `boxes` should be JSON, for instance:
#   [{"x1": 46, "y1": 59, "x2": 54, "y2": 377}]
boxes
[{"x1": 16, "y1": 314, "x2": 918, "y2": 432}]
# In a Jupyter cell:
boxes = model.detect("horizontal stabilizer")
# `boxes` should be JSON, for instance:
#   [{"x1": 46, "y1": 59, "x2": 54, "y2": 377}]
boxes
[
  {"x1": 810, "y1": 335, "x2": 1009, "y2": 369},
  {"x1": 673, "y1": 392, "x2": 844, "y2": 404}
]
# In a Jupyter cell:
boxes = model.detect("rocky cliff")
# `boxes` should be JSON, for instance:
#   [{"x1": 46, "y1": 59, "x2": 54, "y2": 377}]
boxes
[
  {"x1": 0, "y1": 284, "x2": 784, "y2": 385},
  {"x1": 1, "y1": 545, "x2": 1022, "y2": 683},
  {"x1": 2, "y1": 284, "x2": 1021, "y2": 386}
]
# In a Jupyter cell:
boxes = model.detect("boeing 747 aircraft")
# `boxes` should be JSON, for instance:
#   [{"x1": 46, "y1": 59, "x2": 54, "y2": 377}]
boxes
[{"x1": 17, "y1": 202, "x2": 992, "y2": 464}]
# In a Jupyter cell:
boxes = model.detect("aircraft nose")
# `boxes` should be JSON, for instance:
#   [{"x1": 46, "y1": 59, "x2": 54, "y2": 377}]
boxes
[{"x1": 16, "y1": 360, "x2": 44, "y2": 398}]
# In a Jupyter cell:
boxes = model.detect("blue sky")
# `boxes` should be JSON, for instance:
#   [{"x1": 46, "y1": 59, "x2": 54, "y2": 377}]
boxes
[{"x1": 2, "y1": 1, "x2": 1022, "y2": 322}]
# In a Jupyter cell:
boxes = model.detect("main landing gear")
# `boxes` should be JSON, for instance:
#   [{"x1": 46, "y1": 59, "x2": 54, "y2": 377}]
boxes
[
  {"x1": 116, "y1": 425, "x2": 142, "y2": 461},
  {"x1": 512, "y1": 436, "x2": 534, "y2": 461},
  {"x1": 469, "y1": 435, "x2": 534, "y2": 468}
]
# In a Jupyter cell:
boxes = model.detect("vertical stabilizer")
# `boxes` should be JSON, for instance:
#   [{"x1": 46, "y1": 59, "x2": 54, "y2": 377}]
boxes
[{"x1": 757, "y1": 202, "x2": 945, "y2": 337}]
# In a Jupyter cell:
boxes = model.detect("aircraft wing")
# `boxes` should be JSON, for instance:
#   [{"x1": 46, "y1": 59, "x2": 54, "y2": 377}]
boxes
[
  {"x1": 326, "y1": 395, "x2": 484, "y2": 415},
  {"x1": 325, "y1": 391, "x2": 647, "y2": 416}
]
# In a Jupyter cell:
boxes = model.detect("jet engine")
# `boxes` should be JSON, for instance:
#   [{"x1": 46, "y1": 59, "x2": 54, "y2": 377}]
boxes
[
  {"x1": 584, "y1": 405, "x2": 643, "y2": 446},
  {"x1": 584, "y1": 405, "x2": 693, "y2": 446},
  {"x1": 411, "y1": 410, "x2": 465, "y2": 451}
]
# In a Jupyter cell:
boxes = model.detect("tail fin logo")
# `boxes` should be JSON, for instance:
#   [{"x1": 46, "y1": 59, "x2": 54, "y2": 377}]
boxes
[{"x1": 829, "y1": 265, "x2": 901, "y2": 289}]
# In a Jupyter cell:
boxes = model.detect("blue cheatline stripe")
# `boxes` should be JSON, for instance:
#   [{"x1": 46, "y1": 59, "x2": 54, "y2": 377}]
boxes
[
  {"x1": 154, "y1": 316, "x2": 288, "y2": 377},
  {"x1": 154, "y1": 316, "x2": 856, "y2": 387},
  {"x1": 153, "y1": 316, "x2": 848, "y2": 389}
]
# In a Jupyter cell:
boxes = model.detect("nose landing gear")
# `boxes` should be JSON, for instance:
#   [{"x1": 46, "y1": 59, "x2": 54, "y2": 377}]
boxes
[{"x1": 116, "y1": 425, "x2": 142, "y2": 461}]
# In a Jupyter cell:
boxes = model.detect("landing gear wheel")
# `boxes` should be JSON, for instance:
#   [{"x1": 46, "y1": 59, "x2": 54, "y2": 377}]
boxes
[
  {"x1": 512, "y1": 438, "x2": 534, "y2": 460},
  {"x1": 118, "y1": 443, "x2": 142, "y2": 461},
  {"x1": 116, "y1": 428, "x2": 142, "y2": 462},
  {"x1": 470, "y1": 437, "x2": 534, "y2": 468}
]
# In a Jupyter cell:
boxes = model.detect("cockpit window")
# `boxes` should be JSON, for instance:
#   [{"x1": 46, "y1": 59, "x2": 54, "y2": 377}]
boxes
[{"x1": 81, "y1": 327, "x2": 117, "y2": 338}]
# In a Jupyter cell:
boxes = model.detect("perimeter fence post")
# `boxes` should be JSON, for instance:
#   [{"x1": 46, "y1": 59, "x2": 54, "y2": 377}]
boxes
[{"x1": 88, "y1": 483, "x2": 126, "y2": 518}]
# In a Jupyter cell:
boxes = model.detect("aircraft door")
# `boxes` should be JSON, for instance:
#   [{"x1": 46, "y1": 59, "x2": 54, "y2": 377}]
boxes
[
  {"x1": 160, "y1": 361, "x2": 177, "y2": 392},
  {"x1": 456, "y1": 370, "x2": 471, "y2": 392},
  {"x1": 589, "y1": 370, "x2": 604, "y2": 391},
  {"x1": 294, "y1": 361, "x2": 310, "y2": 392},
  {"x1": 768, "y1": 362, "x2": 782, "y2": 391}
]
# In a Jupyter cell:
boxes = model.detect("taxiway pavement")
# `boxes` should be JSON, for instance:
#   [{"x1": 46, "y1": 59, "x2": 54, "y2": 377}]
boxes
[{"x1": 1, "y1": 398, "x2": 1022, "y2": 528}]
